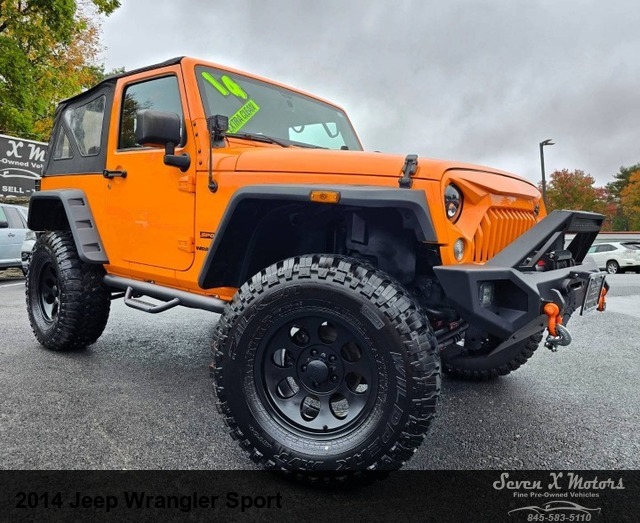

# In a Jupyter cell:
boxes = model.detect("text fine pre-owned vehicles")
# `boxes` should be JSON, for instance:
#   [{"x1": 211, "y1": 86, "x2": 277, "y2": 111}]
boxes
[{"x1": 26, "y1": 56, "x2": 608, "y2": 477}]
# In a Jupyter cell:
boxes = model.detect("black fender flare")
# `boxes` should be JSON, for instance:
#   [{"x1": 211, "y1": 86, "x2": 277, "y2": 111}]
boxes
[
  {"x1": 198, "y1": 184, "x2": 436, "y2": 288},
  {"x1": 28, "y1": 189, "x2": 109, "y2": 264}
]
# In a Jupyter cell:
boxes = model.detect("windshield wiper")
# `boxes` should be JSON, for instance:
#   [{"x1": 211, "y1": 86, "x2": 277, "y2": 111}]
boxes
[
  {"x1": 287, "y1": 140, "x2": 327, "y2": 149},
  {"x1": 226, "y1": 132, "x2": 290, "y2": 147}
]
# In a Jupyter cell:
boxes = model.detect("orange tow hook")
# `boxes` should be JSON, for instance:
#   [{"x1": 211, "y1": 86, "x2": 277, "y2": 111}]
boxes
[
  {"x1": 597, "y1": 285, "x2": 608, "y2": 312},
  {"x1": 543, "y1": 303, "x2": 562, "y2": 337},
  {"x1": 543, "y1": 303, "x2": 572, "y2": 351}
]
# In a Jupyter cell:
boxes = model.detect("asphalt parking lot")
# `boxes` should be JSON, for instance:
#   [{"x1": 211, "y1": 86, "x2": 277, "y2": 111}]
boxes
[{"x1": 1, "y1": 272, "x2": 639, "y2": 471}]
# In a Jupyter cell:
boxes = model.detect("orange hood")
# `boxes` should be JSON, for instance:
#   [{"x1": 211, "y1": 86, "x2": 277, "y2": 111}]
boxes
[{"x1": 229, "y1": 146, "x2": 537, "y2": 188}]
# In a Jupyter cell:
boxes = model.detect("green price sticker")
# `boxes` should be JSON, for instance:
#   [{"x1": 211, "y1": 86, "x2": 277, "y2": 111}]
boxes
[
  {"x1": 228, "y1": 99, "x2": 260, "y2": 133},
  {"x1": 202, "y1": 72, "x2": 248, "y2": 100}
]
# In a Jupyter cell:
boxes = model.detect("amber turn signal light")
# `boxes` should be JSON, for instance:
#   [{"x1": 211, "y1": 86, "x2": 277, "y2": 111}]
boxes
[{"x1": 310, "y1": 190, "x2": 340, "y2": 204}]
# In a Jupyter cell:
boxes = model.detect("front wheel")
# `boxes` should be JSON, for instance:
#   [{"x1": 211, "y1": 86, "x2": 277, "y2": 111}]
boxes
[{"x1": 212, "y1": 255, "x2": 440, "y2": 477}]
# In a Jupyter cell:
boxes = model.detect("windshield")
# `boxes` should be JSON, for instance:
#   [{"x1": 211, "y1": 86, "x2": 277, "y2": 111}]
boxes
[{"x1": 195, "y1": 65, "x2": 362, "y2": 151}]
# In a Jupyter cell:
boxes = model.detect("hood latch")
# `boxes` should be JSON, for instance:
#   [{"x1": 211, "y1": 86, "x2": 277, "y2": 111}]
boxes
[{"x1": 398, "y1": 154, "x2": 418, "y2": 188}]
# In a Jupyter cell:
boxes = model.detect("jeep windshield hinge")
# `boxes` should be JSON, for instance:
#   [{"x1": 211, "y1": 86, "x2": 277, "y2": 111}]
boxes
[
  {"x1": 399, "y1": 154, "x2": 418, "y2": 188},
  {"x1": 207, "y1": 114, "x2": 229, "y2": 193}
]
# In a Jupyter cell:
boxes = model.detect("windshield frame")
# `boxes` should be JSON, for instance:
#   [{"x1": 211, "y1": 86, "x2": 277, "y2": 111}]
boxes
[{"x1": 194, "y1": 64, "x2": 363, "y2": 151}]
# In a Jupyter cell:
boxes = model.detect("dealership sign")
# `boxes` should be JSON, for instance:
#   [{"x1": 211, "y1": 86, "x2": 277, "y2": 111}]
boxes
[{"x1": 0, "y1": 134, "x2": 47, "y2": 197}]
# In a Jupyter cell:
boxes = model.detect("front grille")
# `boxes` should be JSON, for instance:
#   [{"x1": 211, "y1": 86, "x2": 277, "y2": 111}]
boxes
[{"x1": 473, "y1": 208, "x2": 537, "y2": 262}]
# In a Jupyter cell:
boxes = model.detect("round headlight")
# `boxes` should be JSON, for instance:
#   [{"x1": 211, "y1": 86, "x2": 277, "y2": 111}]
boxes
[{"x1": 444, "y1": 184, "x2": 463, "y2": 222}]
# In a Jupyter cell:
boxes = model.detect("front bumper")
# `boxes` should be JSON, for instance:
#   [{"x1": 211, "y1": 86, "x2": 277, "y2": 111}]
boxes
[{"x1": 434, "y1": 210, "x2": 606, "y2": 341}]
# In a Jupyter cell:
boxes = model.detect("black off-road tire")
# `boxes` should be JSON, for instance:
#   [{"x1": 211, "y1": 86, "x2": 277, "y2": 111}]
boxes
[
  {"x1": 26, "y1": 231, "x2": 110, "y2": 351},
  {"x1": 441, "y1": 331, "x2": 544, "y2": 381},
  {"x1": 212, "y1": 255, "x2": 440, "y2": 478}
]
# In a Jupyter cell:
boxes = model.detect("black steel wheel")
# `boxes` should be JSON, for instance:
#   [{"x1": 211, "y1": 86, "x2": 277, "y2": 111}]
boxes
[
  {"x1": 259, "y1": 312, "x2": 379, "y2": 436},
  {"x1": 26, "y1": 231, "x2": 110, "y2": 351},
  {"x1": 212, "y1": 255, "x2": 440, "y2": 477},
  {"x1": 36, "y1": 260, "x2": 61, "y2": 323}
]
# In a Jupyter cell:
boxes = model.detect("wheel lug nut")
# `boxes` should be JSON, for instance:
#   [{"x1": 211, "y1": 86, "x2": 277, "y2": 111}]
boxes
[
  {"x1": 301, "y1": 365, "x2": 307, "y2": 372},
  {"x1": 329, "y1": 355, "x2": 336, "y2": 362},
  {"x1": 330, "y1": 375, "x2": 338, "y2": 382},
  {"x1": 311, "y1": 349, "x2": 318, "y2": 356}
]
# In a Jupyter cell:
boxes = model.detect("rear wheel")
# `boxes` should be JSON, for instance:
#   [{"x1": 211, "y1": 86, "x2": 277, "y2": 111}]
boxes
[
  {"x1": 26, "y1": 231, "x2": 110, "y2": 351},
  {"x1": 212, "y1": 255, "x2": 440, "y2": 477}
]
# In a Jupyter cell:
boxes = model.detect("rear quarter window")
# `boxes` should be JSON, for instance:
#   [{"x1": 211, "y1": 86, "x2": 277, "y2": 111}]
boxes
[{"x1": 64, "y1": 95, "x2": 106, "y2": 156}]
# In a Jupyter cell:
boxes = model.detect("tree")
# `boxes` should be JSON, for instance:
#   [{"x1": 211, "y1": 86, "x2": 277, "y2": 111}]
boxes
[
  {"x1": 607, "y1": 162, "x2": 640, "y2": 199},
  {"x1": 543, "y1": 169, "x2": 615, "y2": 231},
  {"x1": 0, "y1": 1, "x2": 120, "y2": 141},
  {"x1": 620, "y1": 170, "x2": 640, "y2": 230},
  {"x1": 544, "y1": 169, "x2": 606, "y2": 212},
  {"x1": 606, "y1": 163, "x2": 640, "y2": 231}
]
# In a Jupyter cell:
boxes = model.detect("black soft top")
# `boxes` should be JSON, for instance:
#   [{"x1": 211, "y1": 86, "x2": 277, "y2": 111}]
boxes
[
  {"x1": 44, "y1": 57, "x2": 185, "y2": 176},
  {"x1": 58, "y1": 56, "x2": 185, "y2": 109}
]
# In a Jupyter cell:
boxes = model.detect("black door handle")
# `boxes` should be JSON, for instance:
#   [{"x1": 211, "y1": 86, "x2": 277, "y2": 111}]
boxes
[{"x1": 103, "y1": 169, "x2": 127, "y2": 179}]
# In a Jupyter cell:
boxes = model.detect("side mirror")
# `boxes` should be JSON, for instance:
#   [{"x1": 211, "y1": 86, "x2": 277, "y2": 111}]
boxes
[
  {"x1": 135, "y1": 110, "x2": 182, "y2": 147},
  {"x1": 135, "y1": 110, "x2": 190, "y2": 172},
  {"x1": 0, "y1": 219, "x2": 8, "y2": 229}
]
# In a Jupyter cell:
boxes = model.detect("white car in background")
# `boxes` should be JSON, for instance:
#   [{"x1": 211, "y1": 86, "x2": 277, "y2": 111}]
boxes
[{"x1": 587, "y1": 241, "x2": 640, "y2": 274}]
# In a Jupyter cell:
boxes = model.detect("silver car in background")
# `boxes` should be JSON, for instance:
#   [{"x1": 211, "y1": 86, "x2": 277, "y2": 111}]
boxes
[
  {"x1": 587, "y1": 241, "x2": 640, "y2": 273},
  {"x1": 0, "y1": 203, "x2": 29, "y2": 274}
]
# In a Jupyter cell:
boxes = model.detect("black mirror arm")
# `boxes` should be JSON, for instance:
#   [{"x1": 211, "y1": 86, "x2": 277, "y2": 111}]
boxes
[{"x1": 164, "y1": 141, "x2": 191, "y2": 172}]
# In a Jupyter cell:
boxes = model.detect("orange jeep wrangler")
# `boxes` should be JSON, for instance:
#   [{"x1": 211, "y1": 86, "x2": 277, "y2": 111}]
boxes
[{"x1": 26, "y1": 56, "x2": 607, "y2": 475}]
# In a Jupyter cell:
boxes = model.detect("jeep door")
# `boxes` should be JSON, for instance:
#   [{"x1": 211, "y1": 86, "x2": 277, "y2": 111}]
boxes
[{"x1": 104, "y1": 67, "x2": 196, "y2": 272}]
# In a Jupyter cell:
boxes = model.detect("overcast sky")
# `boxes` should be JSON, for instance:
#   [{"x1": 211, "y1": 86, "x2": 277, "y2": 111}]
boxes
[{"x1": 101, "y1": 1, "x2": 639, "y2": 186}]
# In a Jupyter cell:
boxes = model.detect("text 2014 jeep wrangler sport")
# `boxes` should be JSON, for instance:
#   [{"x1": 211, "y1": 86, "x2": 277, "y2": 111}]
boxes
[{"x1": 26, "y1": 56, "x2": 607, "y2": 475}]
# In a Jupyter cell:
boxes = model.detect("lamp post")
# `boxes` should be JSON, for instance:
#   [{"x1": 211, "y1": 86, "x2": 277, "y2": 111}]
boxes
[{"x1": 539, "y1": 138, "x2": 554, "y2": 207}]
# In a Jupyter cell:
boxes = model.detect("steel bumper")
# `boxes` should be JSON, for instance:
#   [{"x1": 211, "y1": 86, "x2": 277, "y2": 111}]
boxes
[{"x1": 433, "y1": 210, "x2": 607, "y2": 341}]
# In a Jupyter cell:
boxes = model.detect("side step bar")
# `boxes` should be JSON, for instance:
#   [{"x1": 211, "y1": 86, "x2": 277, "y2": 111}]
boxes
[{"x1": 103, "y1": 275, "x2": 227, "y2": 314}]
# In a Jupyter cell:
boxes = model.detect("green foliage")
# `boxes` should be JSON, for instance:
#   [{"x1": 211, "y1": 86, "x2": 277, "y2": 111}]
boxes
[
  {"x1": 605, "y1": 163, "x2": 640, "y2": 231},
  {"x1": 89, "y1": 0, "x2": 120, "y2": 14},
  {"x1": 0, "y1": 1, "x2": 121, "y2": 141},
  {"x1": 606, "y1": 163, "x2": 640, "y2": 199}
]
